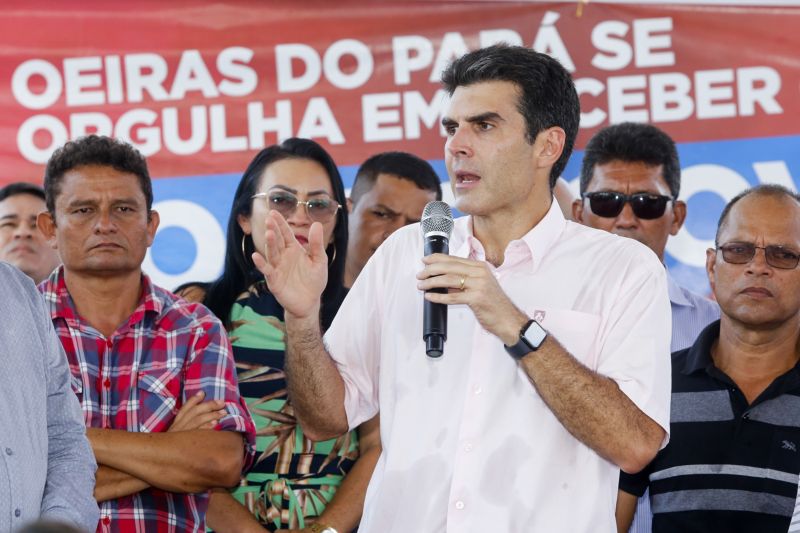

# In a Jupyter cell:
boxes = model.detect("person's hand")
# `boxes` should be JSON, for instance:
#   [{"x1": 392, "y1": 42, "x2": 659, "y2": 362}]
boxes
[
  {"x1": 168, "y1": 391, "x2": 226, "y2": 432},
  {"x1": 252, "y1": 210, "x2": 328, "y2": 320},
  {"x1": 416, "y1": 254, "x2": 529, "y2": 345}
]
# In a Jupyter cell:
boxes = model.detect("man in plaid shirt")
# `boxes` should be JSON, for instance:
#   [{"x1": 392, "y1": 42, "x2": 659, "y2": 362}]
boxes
[{"x1": 37, "y1": 135, "x2": 256, "y2": 532}]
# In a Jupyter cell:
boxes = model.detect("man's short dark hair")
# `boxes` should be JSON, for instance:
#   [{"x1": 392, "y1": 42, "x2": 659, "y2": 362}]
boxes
[
  {"x1": 351, "y1": 151, "x2": 442, "y2": 203},
  {"x1": 579, "y1": 122, "x2": 681, "y2": 198},
  {"x1": 441, "y1": 44, "x2": 580, "y2": 188},
  {"x1": 0, "y1": 182, "x2": 46, "y2": 203},
  {"x1": 43, "y1": 135, "x2": 152, "y2": 215},
  {"x1": 715, "y1": 184, "x2": 800, "y2": 245}
]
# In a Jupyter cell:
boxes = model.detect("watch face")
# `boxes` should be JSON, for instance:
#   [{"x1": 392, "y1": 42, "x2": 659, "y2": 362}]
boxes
[{"x1": 523, "y1": 320, "x2": 547, "y2": 348}]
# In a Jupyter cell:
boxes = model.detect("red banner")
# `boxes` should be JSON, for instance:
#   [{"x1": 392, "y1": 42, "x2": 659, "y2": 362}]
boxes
[{"x1": 1, "y1": 1, "x2": 798, "y2": 182}]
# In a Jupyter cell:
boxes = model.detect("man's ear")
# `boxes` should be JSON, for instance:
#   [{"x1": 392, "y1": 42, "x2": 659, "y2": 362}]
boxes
[
  {"x1": 706, "y1": 246, "x2": 717, "y2": 295},
  {"x1": 37, "y1": 211, "x2": 58, "y2": 248},
  {"x1": 670, "y1": 200, "x2": 687, "y2": 236},
  {"x1": 572, "y1": 198, "x2": 585, "y2": 223},
  {"x1": 535, "y1": 127, "x2": 566, "y2": 170},
  {"x1": 146, "y1": 210, "x2": 160, "y2": 247}
]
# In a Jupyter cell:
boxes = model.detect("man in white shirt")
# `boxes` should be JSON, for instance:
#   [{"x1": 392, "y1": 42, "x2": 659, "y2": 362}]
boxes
[{"x1": 252, "y1": 45, "x2": 672, "y2": 532}]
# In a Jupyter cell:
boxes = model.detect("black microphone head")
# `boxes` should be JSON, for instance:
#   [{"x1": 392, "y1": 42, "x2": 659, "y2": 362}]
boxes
[{"x1": 421, "y1": 201, "x2": 454, "y2": 239}]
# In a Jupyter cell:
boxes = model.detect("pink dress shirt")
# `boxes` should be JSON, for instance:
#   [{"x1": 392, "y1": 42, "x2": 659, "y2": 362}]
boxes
[{"x1": 324, "y1": 201, "x2": 672, "y2": 532}]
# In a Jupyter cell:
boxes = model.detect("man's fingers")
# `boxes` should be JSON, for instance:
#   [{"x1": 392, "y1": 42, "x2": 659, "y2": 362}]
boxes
[
  {"x1": 421, "y1": 253, "x2": 483, "y2": 267},
  {"x1": 417, "y1": 258, "x2": 486, "y2": 280},
  {"x1": 417, "y1": 273, "x2": 470, "y2": 292},
  {"x1": 252, "y1": 251, "x2": 273, "y2": 278},
  {"x1": 308, "y1": 222, "x2": 327, "y2": 263},
  {"x1": 182, "y1": 391, "x2": 205, "y2": 408},
  {"x1": 264, "y1": 229, "x2": 285, "y2": 269},
  {"x1": 271, "y1": 209, "x2": 296, "y2": 249},
  {"x1": 424, "y1": 291, "x2": 469, "y2": 305}
]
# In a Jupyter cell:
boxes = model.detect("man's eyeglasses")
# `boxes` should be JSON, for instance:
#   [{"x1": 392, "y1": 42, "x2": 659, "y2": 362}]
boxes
[
  {"x1": 717, "y1": 242, "x2": 800, "y2": 270},
  {"x1": 252, "y1": 192, "x2": 340, "y2": 223},
  {"x1": 582, "y1": 191, "x2": 673, "y2": 220}
]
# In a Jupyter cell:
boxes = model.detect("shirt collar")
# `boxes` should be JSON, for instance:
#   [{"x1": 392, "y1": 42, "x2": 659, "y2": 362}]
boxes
[
  {"x1": 681, "y1": 319, "x2": 800, "y2": 396},
  {"x1": 682, "y1": 320, "x2": 721, "y2": 375},
  {"x1": 667, "y1": 271, "x2": 693, "y2": 307},
  {"x1": 453, "y1": 199, "x2": 566, "y2": 274},
  {"x1": 44, "y1": 266, "x2": 162, "y2": 329}
]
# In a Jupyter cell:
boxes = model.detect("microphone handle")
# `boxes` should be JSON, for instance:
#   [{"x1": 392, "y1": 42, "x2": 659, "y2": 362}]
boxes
[{"x1": 424, "y1": 235, "x2": 449, "y2": 357}]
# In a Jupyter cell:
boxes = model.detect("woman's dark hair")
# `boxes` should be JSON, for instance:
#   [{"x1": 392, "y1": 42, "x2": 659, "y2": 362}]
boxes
[{"x1": 203, "y1": 138, "x2": 348, "y2": 330}]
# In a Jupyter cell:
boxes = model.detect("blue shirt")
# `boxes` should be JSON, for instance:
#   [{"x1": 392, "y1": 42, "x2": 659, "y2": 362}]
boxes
[
  {"x1": 628, "y1": 272, "x2": 720, "y2": 533},
  {"x1": 0, "y1": 263, "x2": 98, "y2": 531},
  {"x1": 667, "y1": 273, "x2": 721, "y2": 352}
]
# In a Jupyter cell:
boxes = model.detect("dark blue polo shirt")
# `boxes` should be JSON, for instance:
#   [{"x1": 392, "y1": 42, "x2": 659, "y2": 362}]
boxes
[{"x1": 620, "y1": 320, "x2": 800, "y2": 533}]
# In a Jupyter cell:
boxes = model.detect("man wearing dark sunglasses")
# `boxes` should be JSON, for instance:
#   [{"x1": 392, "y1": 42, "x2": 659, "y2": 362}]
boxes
[
  {"x1": 618, "y1": 184, "x2": 800, "y2": 533},
  {"x1": 574, "y1": 122, "x2": 719, "y2": 351},
  {"x1": 575, "y1": 123, "x2": 719, "y2": 533}
]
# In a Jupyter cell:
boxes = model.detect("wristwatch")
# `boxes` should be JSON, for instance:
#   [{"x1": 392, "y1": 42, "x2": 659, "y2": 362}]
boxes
[
  {"x1": 309, "y1": 524, "x2": 339, "y2": 533},
  {"x1": 504, "y1": 318, "x2": 547, "y2": 359}
]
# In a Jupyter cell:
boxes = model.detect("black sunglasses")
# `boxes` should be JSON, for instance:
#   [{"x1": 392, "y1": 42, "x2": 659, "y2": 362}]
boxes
[
  {"x1": 717, "y1": 242, "x2": 800, "y2": 270},
  {"x1": 582, "y1": 191, "x2": 673, "y2": 220}
]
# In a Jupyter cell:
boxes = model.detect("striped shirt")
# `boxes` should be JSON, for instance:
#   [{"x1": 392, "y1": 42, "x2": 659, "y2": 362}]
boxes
[
  {"x1": 620, "y1": 320, "x2": 800, "y2": 533},
  {"x1": 40, "y1": 267, "x2": 257, "y2": 533}
]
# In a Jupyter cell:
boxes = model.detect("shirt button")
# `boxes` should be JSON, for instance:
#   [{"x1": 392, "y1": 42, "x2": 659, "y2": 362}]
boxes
[
  {"x1": 102, "y1": 516, "x2": 111, "y2": 525},
  {"x1": 103, "y1": 378, "x2": 112, "y2": 389},
  {"x1": 473, "y1": 385, "x2": 482, "y2": 395},
  {"x1": 14, "y1": 509, "x2": 20, "y2": 518},
  {"x1": 106, "y1": 339, "x2": 113, "y2": 348},
  {"x1": 455, "y1": 500, "x2": 465, "y2": 510},
  {"x1": 5, "y1": 448, "x2": 12, "y2": 455},
  {"x1": 464, "y1": 442, "x2": 473, "y2": 452}
]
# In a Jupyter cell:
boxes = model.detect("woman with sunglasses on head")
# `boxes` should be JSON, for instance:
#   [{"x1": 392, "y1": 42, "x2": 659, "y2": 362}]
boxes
[{"x1": 177, "y1": 138, "x2": 379, "y2": 533}]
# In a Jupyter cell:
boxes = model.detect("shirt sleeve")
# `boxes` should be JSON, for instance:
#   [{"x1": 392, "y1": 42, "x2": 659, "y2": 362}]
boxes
[
  {"x1": 619, "y1": 463, "x2": 652, "y2": 497},
  {"x1": 596, "y1": 247, "x2": 672, "y2": 447},
  {"x1": 323, "y1": 234, "x2": 391, "y2": 431},
  {"x1": 34, "y1": 278, "x2": 100, "y2": 531},
  {"x1": 184, "y1": 308, "x2": 257, "y2": 473}
]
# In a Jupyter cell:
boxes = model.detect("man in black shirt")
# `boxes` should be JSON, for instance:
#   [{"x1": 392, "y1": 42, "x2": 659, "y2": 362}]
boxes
[{"x1": 618, "y1": 184, "x2": 800, "y2": 532}]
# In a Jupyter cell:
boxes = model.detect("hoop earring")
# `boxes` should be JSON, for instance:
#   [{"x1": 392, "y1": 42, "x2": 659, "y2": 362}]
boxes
[
  {"x1": 242, "y1": 234, "x2": 250, "y2": 261},
  {"x1": 328, "y1": 245, "x2": 337, "y2": 267}
]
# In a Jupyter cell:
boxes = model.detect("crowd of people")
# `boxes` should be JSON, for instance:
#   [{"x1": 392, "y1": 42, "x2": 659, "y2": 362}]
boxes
[{"x1": 1, "y1": 43, "x2": 799, "y2": 533}]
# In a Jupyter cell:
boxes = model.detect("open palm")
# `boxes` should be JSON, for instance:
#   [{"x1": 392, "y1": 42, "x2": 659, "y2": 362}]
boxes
[{"x1": 252, "y1": 210, "x2": 328, "y2": 319}]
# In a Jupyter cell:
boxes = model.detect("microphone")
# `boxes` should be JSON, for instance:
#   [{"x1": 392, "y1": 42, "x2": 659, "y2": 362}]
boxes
[{"x1": 420, "y1": 201, "x2": 454, "y2": 358}]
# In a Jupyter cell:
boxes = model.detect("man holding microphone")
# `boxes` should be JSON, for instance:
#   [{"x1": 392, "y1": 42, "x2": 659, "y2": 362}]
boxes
[{"x1": 253, "y1": 45, "x2": 672, "y2": 532}]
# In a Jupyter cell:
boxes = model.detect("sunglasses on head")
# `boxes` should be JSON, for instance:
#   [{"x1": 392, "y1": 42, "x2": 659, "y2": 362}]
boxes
[
  {"x1": 251, "y1": 192, "x2": 341, "y2": 223},
  {"x1": 582, "y1": 191, "x2": 673, "y2": 220},
  {"x1": 717, "y1": 242, "x2": 800, "y2": 270}
]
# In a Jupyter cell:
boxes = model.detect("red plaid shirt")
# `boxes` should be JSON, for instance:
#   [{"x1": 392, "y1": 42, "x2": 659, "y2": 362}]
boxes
[{"x1": 40, "y1": 268, "x2": 256, "y2": 533}]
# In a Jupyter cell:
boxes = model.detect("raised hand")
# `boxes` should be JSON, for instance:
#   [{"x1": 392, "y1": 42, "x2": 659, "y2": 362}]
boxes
[{"x1": 252, "y1": 210, "x2": 329, "y2": 320}]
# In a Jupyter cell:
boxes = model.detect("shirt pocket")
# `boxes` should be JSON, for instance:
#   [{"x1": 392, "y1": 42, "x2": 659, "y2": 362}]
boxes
[
  {"x1": 137, "y1": 367, "x2": 183, "y2": 433},
  {"x1": 523, "y1": 307, "x2": 602, "y2": 370}
]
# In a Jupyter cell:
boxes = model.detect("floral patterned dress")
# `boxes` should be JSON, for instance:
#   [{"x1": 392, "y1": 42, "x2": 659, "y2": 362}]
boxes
[{"x1": 227, "y1": 283, "x2": 358, "y2": 531}]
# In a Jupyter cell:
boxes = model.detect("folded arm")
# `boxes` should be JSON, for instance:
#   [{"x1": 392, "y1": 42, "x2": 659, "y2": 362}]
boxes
[{"x1": 88, "y1": 427, "x2": 245, "y2": 493}]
